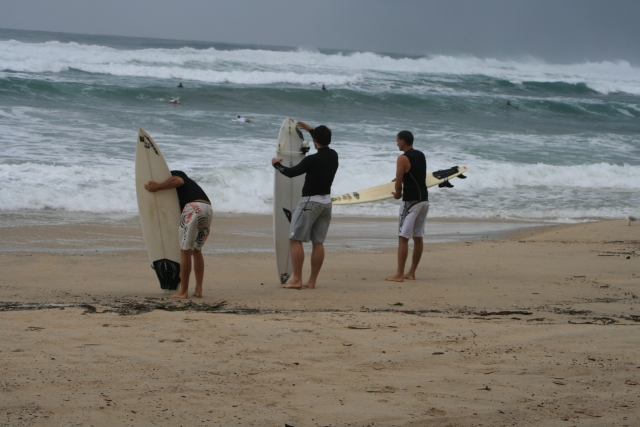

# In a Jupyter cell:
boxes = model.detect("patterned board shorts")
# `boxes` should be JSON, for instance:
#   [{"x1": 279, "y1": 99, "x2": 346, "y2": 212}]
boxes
[
  {"x1": 179, "y1": 202, "x2": 213, "y2": 250},
  {"x1": 398, "y1": 201, "x2": 429, "y2": 239},
  {"x1": 289, "y1": 198, "x2": 332, "y2": 244}
]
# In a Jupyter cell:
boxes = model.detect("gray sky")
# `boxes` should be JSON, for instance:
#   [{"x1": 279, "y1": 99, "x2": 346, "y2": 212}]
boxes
[{"x1": 2, "y1": 0, "x2": 639, "y2": 63}]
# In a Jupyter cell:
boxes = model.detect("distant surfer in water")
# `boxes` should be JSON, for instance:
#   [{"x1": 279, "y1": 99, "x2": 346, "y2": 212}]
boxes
[
  {"x1": 233, "y1": 115, "x2": 252, "y2": 123},
  {"x1": 271, "y1": 122, "x2": 339, "y2": 290},
  {"x1": 386, "y1": 130, "x2": 429, "y2": 282},
  {"x1": 144, "y1": 172, "x2": 212, "y2": 299},
  {"x1": 169, "y1": 98, "x2": 180, "y2": 104},
  {"x1": 322, "y1": 84, "x2": 328, "y2": 91},
  {"x1": 506, "y1": 100, "x2": 519, "y2": 109},
  {"x1": 177, "y1": 82, "x2": 183, "y2": 88}
]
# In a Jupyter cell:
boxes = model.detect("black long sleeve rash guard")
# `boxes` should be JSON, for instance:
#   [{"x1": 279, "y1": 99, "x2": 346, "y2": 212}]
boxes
[{"x1": 273, "y1": 146, "x2": 339, "y2": 197}]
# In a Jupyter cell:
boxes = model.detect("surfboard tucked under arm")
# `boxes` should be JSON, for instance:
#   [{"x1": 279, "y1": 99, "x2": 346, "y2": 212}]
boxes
[{"x1": 331, "y1": 166, "x2": 468, "y2": 205}]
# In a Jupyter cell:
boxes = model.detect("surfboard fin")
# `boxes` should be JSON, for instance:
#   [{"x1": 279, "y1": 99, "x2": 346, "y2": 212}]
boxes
[
  {"x1": 277, "y1": 139, "x2": 286, "y2": 153},
  {"x1": 438, "y1": 181, "x2": 454, "y2": 188},
  {"x1": 151, "y1": 259, "x2": 181, "y2": 290},
  {"x1": 458, "y1": 174, "x2": 467, "y2": 179},
  {"x1": 301, "y1": 140, "x2": 311, "y2": 154}
]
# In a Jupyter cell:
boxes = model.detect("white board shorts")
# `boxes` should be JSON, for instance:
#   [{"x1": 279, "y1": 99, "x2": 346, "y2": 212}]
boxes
[
  {"x1": 179, "y1": 202, "x2": 213, "y2": 250},
  {"x1": 289, "y1": 197, "x2": 332, "y2": 244},
  {"x1": 398, "y1": 201, "x2": 429, "y2": 239}
]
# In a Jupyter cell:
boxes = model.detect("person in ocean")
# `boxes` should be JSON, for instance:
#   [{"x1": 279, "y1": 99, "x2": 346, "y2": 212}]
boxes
[
  {"x1": 177, "y1": 82, "x2": 183, "y2": 88},
  {"x1": 322, "y1": 84, "x2": 328, "y2": 91},
  {"x1": 385, "y1": 130, "x2": 429, "y2": 282},
  {"x1": 169, "y1": 98, "x2": 180, "y2": 104},
  {"x1": 271, "y1": 122, "x2": 339, "y2": 290},
  {"x1": 144, "y1": 171, "x2": 213, "y2": 299},
  {"x1": 506, "y1": 100, "x2": 519, "y2": 109},
  {"x1": 234, "y1": 115, "x2": 252, "y2": 123}
]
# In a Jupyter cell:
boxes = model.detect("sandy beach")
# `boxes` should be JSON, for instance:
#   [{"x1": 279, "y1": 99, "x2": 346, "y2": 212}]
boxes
[{"x1": 1, "y1": 218, "x2": 639, "y2": 426}]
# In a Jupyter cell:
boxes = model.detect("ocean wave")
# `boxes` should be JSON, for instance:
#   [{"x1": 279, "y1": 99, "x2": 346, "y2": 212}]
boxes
[
  {"x1": 1, "y1": 160, "x2": 638, "y2": 222},
  {"x1": 1, "y1": 40, "x2": 639, "y2": 94}
]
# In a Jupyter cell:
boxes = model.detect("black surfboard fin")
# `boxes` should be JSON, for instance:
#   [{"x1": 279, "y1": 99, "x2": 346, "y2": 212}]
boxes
[
  {"x1": 458, "y1": 174, "x2": 467, "y2": 179},
  {"x1": 438, "y1": 181, "x2": 454, "y2": 188},
  {"x1": 283, "y1": 208, "x2": 292, "y2": 223},
  {"x1": 152, "y1": 259, "x2": 181, "y2": 290}
]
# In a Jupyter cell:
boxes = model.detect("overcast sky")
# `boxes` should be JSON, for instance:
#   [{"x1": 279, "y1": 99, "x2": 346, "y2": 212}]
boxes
[{"x1": 2, "y1": 0, "x2": 639, "y2": 63}]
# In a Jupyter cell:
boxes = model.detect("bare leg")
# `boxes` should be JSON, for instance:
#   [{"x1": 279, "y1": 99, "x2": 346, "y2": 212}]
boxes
[
  {"x1": 404, "y1": 237, "x2": 423, "y2": 280},
  {"x1": 192, "y1": 249, "x2": 205, "y2": 298},
  {"x1": 283, "y1": 239, "x2": 304, "y2": 289},
  {"x1": 304, "y1": 242, "x2": 325, "y2": 289},
  {"x1": 386, "y1": 237, "x2": 409, "y2": 282},
  {"x1": 172, "y1": 249, "x2": 193, "y2": 298}
]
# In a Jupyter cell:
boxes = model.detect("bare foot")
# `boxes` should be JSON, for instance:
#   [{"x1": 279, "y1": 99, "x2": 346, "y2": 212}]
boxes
[
  {"x1": 192, "y1": 292, "x2": 202, "y2": 298},
  {"x1": 303, "y1": 282, "x2": 316, "y2": 289},
  {"x1": 404, "y1": 273, "x2": 416, "y2": 280},
  {"x1": 385, "y1": 274, "x2": 404, "y2": 282},
  {"x1": 282, "y1": 280, "x2": 303, "y2": 289},
  {"x1": 170, "y1": 292, "x2": 189, "y2": 299}
]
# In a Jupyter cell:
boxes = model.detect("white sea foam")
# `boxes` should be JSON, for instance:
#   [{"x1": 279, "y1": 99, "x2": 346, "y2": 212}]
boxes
[
  {"x1": 1, "y1": 158, "x2": 638, "y2": 222},
  {"x1": 1, "y1": 40, "x2": 639, "y2": 94}
]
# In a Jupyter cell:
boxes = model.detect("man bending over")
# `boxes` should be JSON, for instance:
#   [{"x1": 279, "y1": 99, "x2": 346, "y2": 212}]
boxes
[{"x1": 145, "y1": 171, "x2": 212, "y2": 298}]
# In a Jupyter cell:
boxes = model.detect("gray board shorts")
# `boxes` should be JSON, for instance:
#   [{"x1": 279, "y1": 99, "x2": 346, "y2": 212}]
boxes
[{"x1": 289, "y1": 197, "x2": 332, "y2": 243}]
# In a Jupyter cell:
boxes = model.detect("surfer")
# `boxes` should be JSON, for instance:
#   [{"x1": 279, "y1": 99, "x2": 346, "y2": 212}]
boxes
[
  {"x1": 385, "y1": 130, "x2": 429, "y2": 282},
  {"x1": 169, "y1": 98, "x2": 180, "y2": 105},
  {"x1": 506, "y1": 100, "x2": 519, "y2": 109},
  {"x1": 144, "y1": 171, "x2": 212, "y2": 299},
  {"x1": 234, "y1": 115, "x2": 252, "y2": 123},
  {"x1": 271, "y1": 122, "x2": 339, "y2": 290},
  {"x1": 177, "y1": 82, "x2": 183, "y2": 88},
  {"x1": 322, "y1": 84, "x2": 328, "y2": 91}
]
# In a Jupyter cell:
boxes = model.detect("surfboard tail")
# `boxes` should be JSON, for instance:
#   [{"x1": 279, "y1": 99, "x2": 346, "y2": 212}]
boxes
[{"x1": 152, "y1": 259, "x2": 181, "y2": 290}]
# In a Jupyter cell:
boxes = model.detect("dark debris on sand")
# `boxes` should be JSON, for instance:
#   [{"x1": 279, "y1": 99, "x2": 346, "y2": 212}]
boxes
[{"x1": 0, "y1": 300, "x2": 227, "y2": 316}]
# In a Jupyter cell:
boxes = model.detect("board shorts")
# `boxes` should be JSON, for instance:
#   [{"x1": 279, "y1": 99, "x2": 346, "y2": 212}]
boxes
[
  {"x1": 398, "y1": 201, "x2": 429, "y2": 239},
  {"x1": 289, "y1": 197, "x2": 332, "y2": 244},
  {"x1": 179, "y1": 202, "x2": 213, "y2": 250}
]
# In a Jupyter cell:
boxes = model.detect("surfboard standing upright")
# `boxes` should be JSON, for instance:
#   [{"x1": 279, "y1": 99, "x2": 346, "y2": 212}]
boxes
[
  {"x1": 273, "y1": 118, "x2": 307, "y2": 284},
  {"x1": 135, "y1": 128, "x2": 182, "y2": 290}
]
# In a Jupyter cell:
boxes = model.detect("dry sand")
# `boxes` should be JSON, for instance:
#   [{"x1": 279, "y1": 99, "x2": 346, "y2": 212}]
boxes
[{"x1": 1, "y1": 219, "x2": 639, "y2": 426}]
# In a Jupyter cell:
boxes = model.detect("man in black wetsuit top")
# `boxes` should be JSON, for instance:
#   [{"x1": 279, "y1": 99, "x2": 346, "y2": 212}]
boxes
[
  {"x1": 385, "y1": 130, "x2": 429, "y2": 282},
  {"x1": 144, "y1": 171, "x2": 213, "y2": 299},
  {"x1": 271, "y1": 121, "x2": 339, "y2": 289}
]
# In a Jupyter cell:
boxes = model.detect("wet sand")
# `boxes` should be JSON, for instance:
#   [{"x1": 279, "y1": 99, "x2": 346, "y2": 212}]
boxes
[{"x1": 1, "y1": 219, "x2": 639, "y2": 426}]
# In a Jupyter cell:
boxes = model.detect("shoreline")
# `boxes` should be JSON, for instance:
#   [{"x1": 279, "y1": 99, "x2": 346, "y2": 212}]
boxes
[{"x1": 0, "y1": 211, "x2": 561, "y2": 254}]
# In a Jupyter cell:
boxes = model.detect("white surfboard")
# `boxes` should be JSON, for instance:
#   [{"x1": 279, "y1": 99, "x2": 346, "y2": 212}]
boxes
[
  {"x1": 273, "y1": 118, "x2": 307, "y2": 284},
  {"x1": 331, "y1": 166, "x2": 468, "y2": 205},
  {"x1": 135, "y1": 128, "x2": 182, "y2": 290}
]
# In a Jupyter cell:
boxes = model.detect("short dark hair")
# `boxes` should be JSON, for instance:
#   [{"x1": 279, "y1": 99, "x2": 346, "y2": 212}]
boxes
[
  {"x1": 310, "y1": 125, "x2": 332, "y2": 146},
  {"x1": 397, "y1": 130, "x2": 414, "y2": 145}
]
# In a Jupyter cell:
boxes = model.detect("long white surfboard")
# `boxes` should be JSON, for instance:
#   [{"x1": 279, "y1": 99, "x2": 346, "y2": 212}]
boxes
[
  {"x1": 273, "y1": 118, "x2": 307, "y2": 284},
  {"x1": 135, "y1": 128, "x2": 182, "y2": 290},
  {"x1": 331, "y1": 166, "x2": 468, "y2": 205}
]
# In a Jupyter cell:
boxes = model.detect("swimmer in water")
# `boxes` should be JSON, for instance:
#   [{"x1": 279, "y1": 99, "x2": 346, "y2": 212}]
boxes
[
  {"x1": 169, "y1": 98, "x2": 180, "y2": 104},
  {"x1": 177, "y1": 82, "x2": 183, "y2": 88},
  {"x1": 322, "y1": 84, "x2": 328, "y2": 91},
  {"x1": 233, "y1": 115, "x2": 252, "y2": 123},
  {"x1": 506, "y1": 100, "x2": 519, "y2": 109}
]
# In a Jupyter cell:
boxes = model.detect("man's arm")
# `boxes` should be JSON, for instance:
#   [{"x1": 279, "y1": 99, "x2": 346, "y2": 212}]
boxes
[
  {"x1": 392, "y1": 155, "x2": 410, "y2": 199},
  {"x1": 296, "y1": 121, "x2": 313, "y2": 133},
  {"x1": 144, "y1": 176, "x2": 184, "y2": 192},
  {"x1": 271, "y1": 156, "x2": 310, "y2": 178}
]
